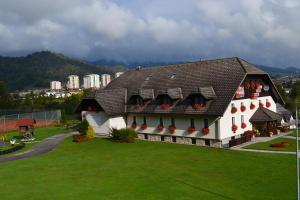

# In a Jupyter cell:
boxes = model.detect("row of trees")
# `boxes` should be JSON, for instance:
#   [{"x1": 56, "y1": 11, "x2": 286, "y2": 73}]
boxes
[
  {"x1": 276, "y1": 81, "x2": 300, "y2": 113},
  {"x1": 0, "y1": 81, "x2": 91, "y2": 114}
]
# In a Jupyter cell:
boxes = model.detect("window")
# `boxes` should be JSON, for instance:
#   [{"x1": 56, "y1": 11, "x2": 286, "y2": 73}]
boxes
[
  {"x1": 172, "y1": 136, "x2": 177, "y2": 143},
  {"x1": 144, "y1": 134, "x2": 148, "y2": 140},
  {"x1": 161, "y1": 135, "x2": 165, "y2": 142},
  {"x1": 190, "y1": 118, "x2": 195, "y2": 128},
  {"x1": 191, "y1": 138, "x2": 196, "y2": 145},
  {"x1": 205, "y1": 139, "x2": 210, "y2": 146},
  {"x1": 171, "y1": 118, "x2": 175, "y2": 126},
  {"x1": 241, "y1": 115, "x2": 244, "y2": 123},
  {"x1": 143, "y1": 116, "x2": 146, "y2": 124},
  {"x1": 136, "y1": 97, "x2": 143, "y2": 105},
  {"x1": 232, "y1": 117, "x2": 235, "y2": 125},
  {"x1": 195, "y1": 95, "x2": 205, "y2": 104},
  {"x1": 204, "y1": 119, "x2": 209, "y2": 128},
  {"x1": 159, "y1": 117, "x2": 164, "y2": 126}
]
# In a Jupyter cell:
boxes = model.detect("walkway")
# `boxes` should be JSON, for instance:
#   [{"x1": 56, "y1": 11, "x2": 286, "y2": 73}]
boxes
[{"x1": 0, "y1": 132, "x2": 75, "y2": 164}]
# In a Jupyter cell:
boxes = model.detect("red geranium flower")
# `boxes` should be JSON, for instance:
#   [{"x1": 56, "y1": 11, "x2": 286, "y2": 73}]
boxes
[
  {"x1": 255, "y1": 82, "x2": 261, "y2": 89},
  {"x1": 202, "y1": 127, "x2": 209, "y2": 135},
  {"x1": 245, "y1": 82, "x2": 250, "y2": 89},
  {"x1": 250, "y1": 103, "x2": 255, "y2": 110},
  {"x1": 133, "y1": 104, "x2": 142, "y2": 109},
  {"x1": 193, "y1": 103, "x2": 204, "y2": 110},
  {"x1": 241, "y1": 122, "x2": 247, "y2": 129},
  {"x1": 259, "y1": 102, "x2": 264, "y2": 107},
  {"x1": 241, "y1": 105, "x2": 246, "y2": 112},
  {"x1": 231, "y1": 106, "x2": 238, "y2": 114},
  {"x1": 232, "y1": 124, "x2": 238, "y2": 133},
  {"x1": 187, "y1": 127, "x2": 196, "y2": 134},
  {"x1": 266, "y1": 101, "x2": 271, "y2": 108},
  {"x1": 157, "y1": 125, "x2": 164, "y2": 132},
  {"x1": 251, "y1": 82, "x2": 256, "y2": 89},
  {"x1": 168, "y1": 125, "x2": 176, "y2": 134},
  {"x1": 160, "y1": 103, "x2": 170, "y2": 110},
  {"x1": 141, "y1": 123, "x2": 147, "y2": 130}
]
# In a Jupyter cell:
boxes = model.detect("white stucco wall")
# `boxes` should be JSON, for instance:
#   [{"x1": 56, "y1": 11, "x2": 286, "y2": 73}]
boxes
[
  {"x1": 127, "y1": 114, "x2": 219, "y2": 139},
  {"x1": 219, "y1": 96, "x2": 276, "y2": 141}
]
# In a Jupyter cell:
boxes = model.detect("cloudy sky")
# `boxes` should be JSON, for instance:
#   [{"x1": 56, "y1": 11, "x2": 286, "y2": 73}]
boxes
[{"x1": 0, "y1": 0, "x2": 299, "y2": 67}]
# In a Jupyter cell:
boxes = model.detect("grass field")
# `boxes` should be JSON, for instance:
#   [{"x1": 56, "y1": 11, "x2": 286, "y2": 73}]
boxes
[
  {"x1": 289, "y1": 130, "x2": 298, "y2": 137},
  {"x1": 0, "y1": 138, "x2": 296, "y2": 200},
  {"x1": 244, "y1": 138, "x2": 296, "y2": 152}
]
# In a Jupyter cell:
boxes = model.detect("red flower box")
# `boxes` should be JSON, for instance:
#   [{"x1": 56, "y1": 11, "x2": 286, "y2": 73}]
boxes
[
  {"x1": 231, "y1": 106, "x2": 238, "y2": 114},
  {"x1": 131, "y1": 123, "x2": 137, "y2": 129},
  {"x1": 259, "y1": 102, "x2": 264, "y2": 107},
  {"x1": 232, "y1": 124, "x2": 238, "y2": 133},
  {"x1": 187, "y1": 127, "x2": 196, "y2": 134},
  {"x1": 244, "y1": 82, "x2": 250, "y2": 89},
  {"x1": 160, "y1": 103, "x2": 170, "y2": 110},
  {"x1": 202, "y1": 127, "x2": 209, "y2": 135},
  {"x1": 141, "y1": 123, "x2": 147, "y2": 130},
  {"x1": 241, "y1": 122, "x2": 247, "y2": 129},
  {"x1": 168, "y1": 125, "x2": 176, "y2": 134},
  {"x1": 193, "y1": 103, "x2": 204, "y2": 110},
  {"x1": 266, "y1": 101, "x2": 271, "y2": 108},
  {"x1": 157, "y1": 125, "x2": 164, "y2": 132},
  {"x1": 73, "y1": 134, "x2": 87, "y2": 143},
  {"x1": 133, "y1": 104, "x2": 142, "y2": 109},
  {"x1": 250, "y1": 103, "x2": 255, "y2": 110},
  {"x1": 241, "y1": 105, "x2": 246, "y2": 112}
]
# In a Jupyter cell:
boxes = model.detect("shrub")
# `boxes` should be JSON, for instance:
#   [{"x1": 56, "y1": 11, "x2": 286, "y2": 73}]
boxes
[
  {"x1": 77, "y1": 120, "x2": 89, "y2": 135},
  {"x1": 86, "y1": 125, "x2": 95, "y2": 139},
  {"x1": 110, "y1": 128, "x2": 137, "y2": 143}
]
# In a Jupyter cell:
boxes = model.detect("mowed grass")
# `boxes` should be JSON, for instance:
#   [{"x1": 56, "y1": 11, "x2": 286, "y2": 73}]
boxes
[
  {"x1": 244, "y1": 138, "x2": 297, "y2": 152},
  {"x1": 0, "y1": 138, "x2": 296, "y2": 200},
  {"x1": 289, "y1": 130, "x2": 298, "y2": 137}
]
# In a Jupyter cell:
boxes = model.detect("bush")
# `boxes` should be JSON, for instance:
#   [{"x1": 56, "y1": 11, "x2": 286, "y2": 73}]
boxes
[
  {"x1": 77, "y1": 120, "x2": 89, "y2": 135},
  {"x1": 110, "y1": 128, "x2": 137, "y2": 143}
]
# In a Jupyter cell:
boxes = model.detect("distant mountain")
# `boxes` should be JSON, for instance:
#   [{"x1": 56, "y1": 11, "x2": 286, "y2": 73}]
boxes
[
  {"x1": 257, "y1": 65, "x2": 300, "y2": 75},
  {"x1": 0, "y1": 51, "x2": 126, "y2": 91}
]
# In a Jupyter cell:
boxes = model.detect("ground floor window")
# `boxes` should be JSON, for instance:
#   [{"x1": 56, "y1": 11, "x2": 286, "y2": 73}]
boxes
[
  {"x1": 205, "y1": 139, "x2": 210, "y2": 146},
  {"x1": 172, "y1": 136, "x2": 176, "y2": 143},
  {"x1": 191, "y1": 138, "x2": 196, "y2": 145},
  {"x1": 161, "y1": 135, "x2": 165, "y2": 141},
  {"x1": 144, "y1": 134, "x2": 148, "y2": 140}
]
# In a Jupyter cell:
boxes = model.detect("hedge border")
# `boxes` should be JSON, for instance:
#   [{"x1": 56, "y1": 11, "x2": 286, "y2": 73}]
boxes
[{"x1": 0, "y1": 143, "x2": 25, "y2": 155}]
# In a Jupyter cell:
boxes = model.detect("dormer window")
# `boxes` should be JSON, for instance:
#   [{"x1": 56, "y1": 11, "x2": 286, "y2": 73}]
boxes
[
  {"x1": 192, "y1": 95, "x2": 205, "y2": 110},
  {"x1": 159, "y1": 94, "x2": 172, "y2": 110},
  {"x1": 129, "y1": 95, "x2": 144, "y2": 109}
]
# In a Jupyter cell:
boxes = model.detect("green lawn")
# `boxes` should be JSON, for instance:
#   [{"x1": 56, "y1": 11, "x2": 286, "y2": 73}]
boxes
[
  {"x1": 244, "y1": 138, "x2": 296, "y2": 152},
  {"x1": 0, "y1": 138, "x2": 296, "y2": 200},
  {"x1": 289, "y1": 130, "x2": 298, "y2": 137}
]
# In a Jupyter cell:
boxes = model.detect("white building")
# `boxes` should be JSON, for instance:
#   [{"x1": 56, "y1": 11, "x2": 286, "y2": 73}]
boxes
[
  {"x1": 67, "y1": 75, "x2": 80, "y2": 89},
  {"x1": 76, "y1": 58, "x2": 286, "y2": 148},
  {"x1": 83, "y1": 74, "x2": 100, "y2": 89},
  {"x1": 115, "y1": 72, "x2": 124, "y2": 78},
  {"x1": 101, "y1": 74, "x2": 111, "y2": 87},
  {"x1": 50, "y1": 81, "x2": 62, "y2": 90}
]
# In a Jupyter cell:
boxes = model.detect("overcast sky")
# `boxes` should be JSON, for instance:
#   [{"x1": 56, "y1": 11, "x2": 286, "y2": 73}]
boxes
[{"x1": 0, "y1": 0, "x2": 299, "y2": 67}]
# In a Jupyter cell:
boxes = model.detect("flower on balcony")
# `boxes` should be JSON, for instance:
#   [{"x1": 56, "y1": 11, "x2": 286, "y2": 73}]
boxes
[
  {"x1": 131, "y1": 123, "x2": 137, "y2": 129},
  {"x1": 141, "y1": 123, "x2": 147, "y2": 130},
  {"x1": 202, "y1": 127, "x2": 209, "y2": 135},
  {"x1": 160, "y1": 103, "x2": 170, "y2": 110},
  {"x1": 241, "y1": 122, "x2": 247, "y2": 129},
  {"x1": 250, "y1": 93, "x2": 257, "y2": 99},
  {"x1": 187, "y1": 127, "x2": 196, "y2": 134},
  {"x1": 168, "y1": 125, "x2": 176, "y2": 134},
  {"x1": 241, "y1": 105, "x2": 246, "y2": 112},
  {"x1": 133, "y1": 104, "x2": 142, "y2": 110},
  {"x1": 266, "y1": 101, "x2": 271, "y2": 108},
  {"x1": 193, "y1": 103, "x2": 204, "y2": 110},
  {"x1": 251, "y1": 82, "x2": 256, "y2": 89},
  {"x1": 157, "y1": 125, "x2": 164, "y2": 132},
  {"x1": 250, "y1": 103, "x2": 255, "y2": 110},
  {"x1": 231, "y1": 106, "x2": 238, "y2": 114},
  {"x1": 259, "y1": 102, "x2": 264, "y2": 107},
  {"x1": 255, "y1": 82, "x2": 261, "y2": 89},
  {"x1": 232, "y1": 124, "x2": 238, "y2": 133},
  {"x1": 244, "y1": 82, "x2": 250, "y2": 89}
]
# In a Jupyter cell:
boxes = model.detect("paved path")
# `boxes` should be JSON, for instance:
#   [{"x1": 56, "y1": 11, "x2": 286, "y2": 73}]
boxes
[{"x1": 0, "y1": 132, "x2": 76, "y2": 164}]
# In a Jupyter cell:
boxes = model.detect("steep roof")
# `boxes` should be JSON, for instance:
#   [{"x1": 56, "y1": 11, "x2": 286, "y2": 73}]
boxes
[
  {"x1": 276, "y1": 103, "x2": 293, "y2": 122},
  {"x1": 250, "y1": 107, "x2": 282, "y2": 123},
  {"x1": 79, "y1": 57, "x2": 282, "y2": 116}
]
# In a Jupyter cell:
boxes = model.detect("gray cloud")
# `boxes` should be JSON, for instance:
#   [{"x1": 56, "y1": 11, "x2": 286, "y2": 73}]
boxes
[{"x1": 0, "y1": 0, "x2": 299, "y2": 67}]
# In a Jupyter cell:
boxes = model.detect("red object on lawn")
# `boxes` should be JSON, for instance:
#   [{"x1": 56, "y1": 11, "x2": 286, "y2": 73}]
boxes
[{"x1": 16, "y1": 119, "x2": 34, "y2": 127}]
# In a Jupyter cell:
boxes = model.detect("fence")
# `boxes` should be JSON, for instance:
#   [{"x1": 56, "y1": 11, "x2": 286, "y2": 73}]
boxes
[
  {"x1": 228, "y1": 134, "x2": 252, "y2": 148},
  {"x1": 0, "y1": 110, "x2": 61, "y2": 133}
]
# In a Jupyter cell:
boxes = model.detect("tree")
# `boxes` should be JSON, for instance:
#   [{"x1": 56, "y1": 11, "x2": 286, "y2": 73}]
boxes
[
  {"x1": 290, "y1": 81, "x2": 300, "y2": 99},
  {"x1": 0, "y1": 81, "x2": 12, "y2": 108}
]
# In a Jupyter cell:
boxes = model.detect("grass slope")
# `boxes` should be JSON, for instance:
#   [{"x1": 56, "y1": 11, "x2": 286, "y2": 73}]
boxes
[
  {"x1": 244, "y1": 138, "x2": 296, "y2": 152},
  {"x1": 0, "y1": 138, "x2": 296, "y2": 200}
]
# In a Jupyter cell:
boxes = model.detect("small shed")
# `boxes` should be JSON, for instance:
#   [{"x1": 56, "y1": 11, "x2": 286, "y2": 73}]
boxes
[
  {"x1": 250, "y1": 107, "x2": 282, "y2": 136},
  {"x1": 16, "y1": 119, "x2": 35, "y2": 139}
]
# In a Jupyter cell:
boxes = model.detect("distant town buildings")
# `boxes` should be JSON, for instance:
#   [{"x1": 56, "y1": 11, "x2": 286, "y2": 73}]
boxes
[
  {"x1": 83, "y1": 74, "x2": 100, "y2": 89},
  {"x1": 101, "y1": 74, "x2": 111, "y2": 87},
  {"x1": 50, "y1": 81, "x2": 62, "y2": 90},
  {"x1": 67, "y1": 75, "x2": 80, "y2": 89},
  {"x1": 115, "y1": 72, "x2": 124, "y2": 78}
]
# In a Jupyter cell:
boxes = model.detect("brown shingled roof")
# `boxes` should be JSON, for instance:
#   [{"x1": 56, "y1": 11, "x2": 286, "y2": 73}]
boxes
[
  {"x1": 77, "y1": 57, "x2": 283, "y2": 116},
  {"x1": 250, "y1": 107, "x2": 282, "y2": 123}
]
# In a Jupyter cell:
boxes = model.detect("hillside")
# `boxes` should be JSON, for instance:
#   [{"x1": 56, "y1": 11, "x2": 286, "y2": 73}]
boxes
[{"x1": 0, "y1": 51, "x2": 126, "y2": 91}]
